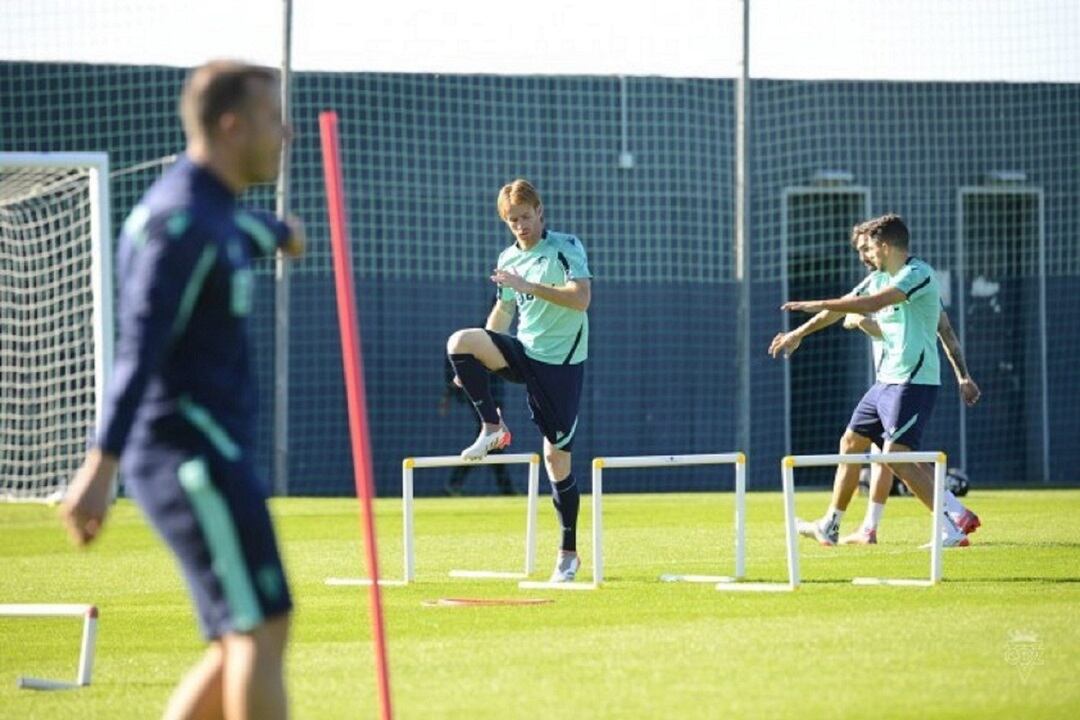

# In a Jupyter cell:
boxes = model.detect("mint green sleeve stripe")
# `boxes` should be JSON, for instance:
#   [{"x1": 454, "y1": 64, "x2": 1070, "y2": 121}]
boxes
[
  {"x1": 234, "y1": 211, "x2": 278, "y2": 255},
  {"x1": 171, "y1": 245, "x2": 218, "y2": 339},
  {"x1": 178, "y1": 458, "x2": 264, "y2": 632},
  {"x1": 178, "y1": 396, "x2": 242, "y2": 461}
]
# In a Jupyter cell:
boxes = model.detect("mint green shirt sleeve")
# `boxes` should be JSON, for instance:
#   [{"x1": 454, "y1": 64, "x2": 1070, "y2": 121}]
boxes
[
  {"x1": 889, "y1": 262, "x2": 932, "y2": 299},
  {"x1": 561, "y1": 237, "x2": 592, "y2": 280},
  {"x1": 852, "y1": 274, "x2": 875, "y2": 296}
]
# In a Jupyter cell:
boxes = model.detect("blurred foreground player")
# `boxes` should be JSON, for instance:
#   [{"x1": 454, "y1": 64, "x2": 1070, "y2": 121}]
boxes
[{"x1": 61, "y1": 60, "x2": 303, "y2": 720}]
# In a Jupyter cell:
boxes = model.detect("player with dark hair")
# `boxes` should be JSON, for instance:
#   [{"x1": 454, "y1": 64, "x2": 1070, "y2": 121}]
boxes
[
  {"x1": 771, "y1": 221, "x2": 981, "y2": 544},
  {"x1": 777, "y1": 213, "x2": 978, "y2": 548}
]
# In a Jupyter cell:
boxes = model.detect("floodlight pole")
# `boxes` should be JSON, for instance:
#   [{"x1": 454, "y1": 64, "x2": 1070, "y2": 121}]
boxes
[
  {"x1": 273, "y1": 0, "x2": 294, "y2": 496},
  {"x1": 734, "y1": 0, "x2": 752, "y2": 467}
]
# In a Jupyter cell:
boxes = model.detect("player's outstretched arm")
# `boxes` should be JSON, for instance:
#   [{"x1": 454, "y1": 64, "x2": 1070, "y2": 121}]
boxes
[
  {"x1": 937, "y1": 311, "x2": 980, "y2": 406},
  {"x1": 60, "y1": 449, "x2": 119, "y2": 546},
  {"x1": 769, "y1": 309, "x2": 845, "y2": 358},
  {"x1": 783, "y1": 286, "x2": 906, "y2": 316},
  {"x1": 491, "y1": 268, "x2": 591, "y2": 312},
  {"x1": 843, "y1": 313, "x2": 882, "y2": 338}
]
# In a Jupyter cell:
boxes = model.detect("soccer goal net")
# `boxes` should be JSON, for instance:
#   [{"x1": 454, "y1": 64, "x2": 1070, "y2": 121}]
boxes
[{"x1": 0, "y1": 153, "x2": 112, "y2": 502}]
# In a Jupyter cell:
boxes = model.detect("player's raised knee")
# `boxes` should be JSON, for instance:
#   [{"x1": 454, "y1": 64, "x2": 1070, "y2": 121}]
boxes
[{"x1": 446, "y1": 328, "x2": 477, "y2": 355}]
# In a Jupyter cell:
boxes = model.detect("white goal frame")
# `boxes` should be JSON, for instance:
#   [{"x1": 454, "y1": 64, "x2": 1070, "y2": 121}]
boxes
[{"x1": 0, "y1": 152, "x2": 113, "y2": 502}]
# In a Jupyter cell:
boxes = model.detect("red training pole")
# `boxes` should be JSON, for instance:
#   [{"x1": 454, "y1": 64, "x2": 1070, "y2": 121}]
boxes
[{"x1": 319, "y1": 109, "x2": 393, "y2": 720}]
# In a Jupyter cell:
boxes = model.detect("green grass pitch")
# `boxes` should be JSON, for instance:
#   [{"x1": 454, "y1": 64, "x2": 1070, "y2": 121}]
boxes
[{"x1": 2, "y1": 489, "x2": 1079, "y2": 718}]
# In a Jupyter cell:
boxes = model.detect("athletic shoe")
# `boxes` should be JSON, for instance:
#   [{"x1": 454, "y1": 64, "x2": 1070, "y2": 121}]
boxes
[
  {"x1": 952, "y1": 508, "x2": 981, "y2": 535},
  {"x1": 839, "y1": 526, "x2": 878, "y2": 545},
  {"x1": 922, "y1": 515, "x2": 970, "y2": 548},
  {"x1": 460, "y1": 424, "x2": 511, "y2": 461},
  {"x1": 796, "y1": 517, "x2": 838, "y2": 547},
  {"x1": 549, "y1": 553, "x2": 581, "y2": 583}
]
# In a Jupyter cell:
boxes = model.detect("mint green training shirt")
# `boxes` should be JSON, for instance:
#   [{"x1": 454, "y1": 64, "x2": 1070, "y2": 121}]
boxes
[
  {"x1": 497, "y1": 230, "x2": 591, "y2": 365},
  {"x1": 852, "y1": 258, "x2": 940, "y2": 385}
]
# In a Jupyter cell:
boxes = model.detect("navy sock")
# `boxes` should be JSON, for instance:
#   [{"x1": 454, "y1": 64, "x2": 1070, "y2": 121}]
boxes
[
  {"x1": 448, "y1": 353, "x2": 500, "y2": 425},
  {"x1": 551, "y1": 473, "x2": 580, "y2": 552}
]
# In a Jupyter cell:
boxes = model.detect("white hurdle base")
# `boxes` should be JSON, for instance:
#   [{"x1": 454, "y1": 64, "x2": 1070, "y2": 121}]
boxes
[
  {"x1": 518, "y1": 581, "x2": 599, "y2": 591},
  {"x1": 715, "y1": 582, "x2": 798, "y2": 593},
  {"x1": 852, "y1": 577, "x2": 935, "y2": 587},
  {"x1": 325, "y1": 453, "x2": 541, "y2": 586},
  {"x1": 18, "y1": 678, "x2": 83, "y2": 691},
  {"x1": 661, "y1": 574, "x2": 739, "y2": 584},
  {"x1": 0, "y1": 604, "x2": 97, "y2": 690}
]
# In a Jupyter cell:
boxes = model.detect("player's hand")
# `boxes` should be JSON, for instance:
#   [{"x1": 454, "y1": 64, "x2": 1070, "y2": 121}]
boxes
[
  {"x1": 281, "y1": 216, "x2": 305, "y2": 258},
  {"x1": 958, "y1": 377, "x2": 981, "y2": 406},
  {"x1": 769, "y1": 331, "x2": 802, "y2": 358},
  {"x1": 490, "y1": 268, "x2": 530, "y2": 293},
  {"x1": 781, "y1": 300, "x2": 824, "y2": 314},
  {"x1": 842, "y1": 313, "x2": 863, "y2": 330},
  {"x1": 60, "y1": 449, "x2": 118, "y2": 547}
]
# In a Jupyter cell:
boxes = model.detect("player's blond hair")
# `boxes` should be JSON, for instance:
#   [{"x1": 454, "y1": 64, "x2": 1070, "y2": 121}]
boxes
[
  {"x1": 497, "y1": 179, "x2": 543, "y2": 220},
  {"x1": 180, "y1": 60, "x2": 278, "y2": 142}
]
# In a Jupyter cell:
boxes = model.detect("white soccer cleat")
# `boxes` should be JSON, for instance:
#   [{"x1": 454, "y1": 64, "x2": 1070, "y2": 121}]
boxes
[
  {"x1": 922, "y1": 514, "x2": 970, "y2": 548},
  {"x1": 839, "y1": 526, "x2": 878, "y2": 545},
  {"x1": 549, "y1": 553, "x2": 581, "y2": 583},
  {"x1": 459, "y1": 424, "x2": 511, "y2": 461},
  {"x1": 952, "y1": 508, "x2": 981, "y2": 535},
  {"x1": 796, "y1": 517, "x2": 838, "y2": 547}
]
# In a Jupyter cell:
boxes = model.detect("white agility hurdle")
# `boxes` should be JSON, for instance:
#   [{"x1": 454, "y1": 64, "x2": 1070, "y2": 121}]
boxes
[
  {"x1": 325, "y1": 453, "x2": 540, "y2": 587},
  {"x1": 776, "y1": 451, "x2": 947, "y2": 589},
  {"x1": 520, "y1": 453, "x2": 746, "y2": 592},
  {"x1": 0, "y1": 604, "x2": 97, "y2": 690}
]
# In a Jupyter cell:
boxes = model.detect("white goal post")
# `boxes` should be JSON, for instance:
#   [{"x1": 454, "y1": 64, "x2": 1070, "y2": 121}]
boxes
[{"x1": 0, "y1": 152, "x2": 113, "y2": 503}]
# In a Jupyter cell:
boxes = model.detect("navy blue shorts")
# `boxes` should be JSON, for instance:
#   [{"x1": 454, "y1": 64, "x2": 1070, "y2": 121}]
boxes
[
  {"x1": 122, "y1": 419, "x2": 292, "y2": 640},
  {"x1": 485, "y1": 330, "x2": 584, "y2": 452},
  {"x1": 848, "y1": 382, "x2": 939, "y2": 450}
]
